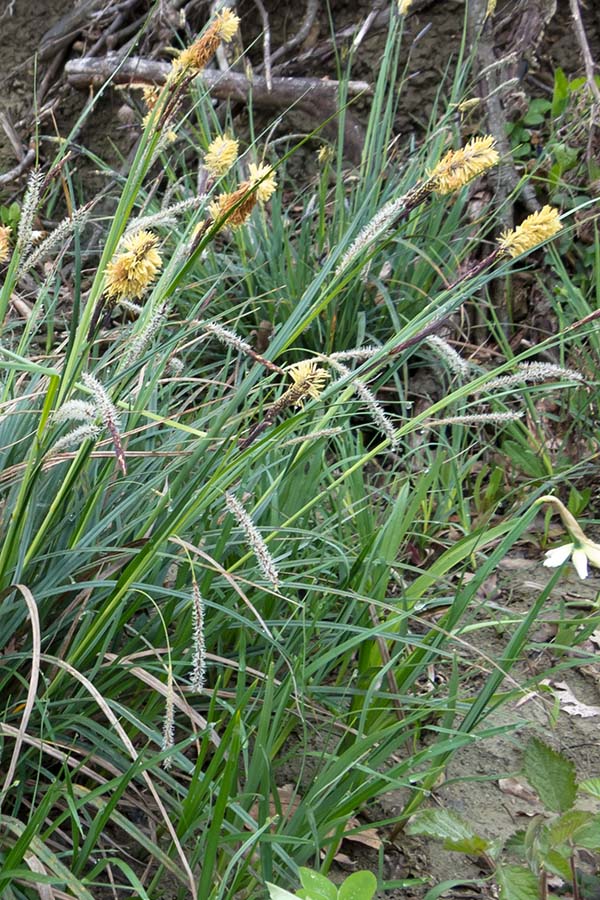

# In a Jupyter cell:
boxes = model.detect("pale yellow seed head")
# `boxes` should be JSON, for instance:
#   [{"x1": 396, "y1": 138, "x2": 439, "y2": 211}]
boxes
[
  {"x1": 248, "y1": 163, "x2": 277, "y2": 203},
  {"x1": 317, "y1": 145, "x2": 335, "y2": 165},
  {"x1": 104, "y1": 230, "x2": 162, "y2": 301},
  {"x1": 288, "y1": 360, "x2": 329, "y2": 406},
  {"x1": 498, "y1": 205, "x2": 562, "y2": 258},
  {"x1": 430, "y1": 135, "x2": 499, "y2": 194},
  {"x1": 142, "y1": 86, "x2": 160, "y2": 112},
  {"x1": 398, "y1": 0, "x2": 413, "y2": 13},
  {"x1": 0, "y1": 225, "x2": 11, "y2": 264},
  {"x1": 457, "y1": 98, "x2": 480, "y2": 113},
  {"x1": 204, "y1": 135, "x2": 239, "y2": 176},
  {"x1": 215, "y1": 8, "x2": 240, "y2": 42}
]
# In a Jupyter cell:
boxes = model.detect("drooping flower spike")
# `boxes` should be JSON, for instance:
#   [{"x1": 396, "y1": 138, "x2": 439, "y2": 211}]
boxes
[
  {"x1": 172, "y1": 8, "x2": 240, "y2": 76},
  {"x1": 238, "y1": 359, "x2": 329, "y2": 449},
  {"x1": 498, "y1": 205, "x2": 562, "y2": 258},
  {"x1": 428, "y1": 135, "x2": 500, "y2": 195},
  {"x1": 209, "y1": 163, "x2": 278, "y2": 230}
]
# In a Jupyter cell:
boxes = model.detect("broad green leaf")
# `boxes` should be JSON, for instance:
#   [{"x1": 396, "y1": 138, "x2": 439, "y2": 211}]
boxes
[
  {"x1": 501, "y1": 440, "x2": 546, "y2": 477},
  {"x1": 548, "y1": 810, "x2": 593, "y2": 846},
  {"x1": 298, "y1": 869, "x2": 337, "y2": 900},
  {"x1": 505, "y1": 830, "x2": 527, "y2": 858},
  {"x1": 543, "y1": 849, "x2": 572, "y2": 882},
  {"x1": 572, "y1": 814, "x2": 600, "y2": 850},
  {"x1": 496, "y1": 865, "x2": 539, "y2": 900},
  {"x1": 523, "y1": 739, "x2": 576, "y2": 813},
  {"x1": 522, "y1": 112, "x2": 545, "y2": 126},
  {"x1": 553, "y1": 142, "x2": 579, "y2": 171},
  {"x1": 338, "y1": 871, "x2": 377, "y2": 900},
  {"x1": 579, "y1": 779, "x2": 600, "y2": 799},
  {"x1": 445, "y1": 835, "x2": 490, "y2": 854},
  {"x1": 528, "y1": 98, "x2": 552, "y2": 115},
  {"x1": 569, "y1": 77, "x2": 586, "y2": 91},
  {"x1": 407, "y1": 808, "x2": 488, "y2": 853},
  {"x1": 267, "y1": 884, "x2": 299, "y2": 900}
]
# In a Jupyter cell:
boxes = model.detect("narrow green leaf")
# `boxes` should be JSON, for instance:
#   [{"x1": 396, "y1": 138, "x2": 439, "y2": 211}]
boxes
[
  {"x1": 523, "y1": 739, "x2": 576, "y2": 813},
  {"x1": 423, "y1": 879, "x2": 487, "y2": 900},
  {"x1": 552, "y1": 67, "x2": 569, "y2": 117},
  {"x1": 338, "y1": 871, "x2": 378, "y2": 900},
  {"x1": 496, "y1": 865, "x2": 539, "y2": 900}
]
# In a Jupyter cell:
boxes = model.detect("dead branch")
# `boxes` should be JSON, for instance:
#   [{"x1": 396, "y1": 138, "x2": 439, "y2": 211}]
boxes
[
  {"x1": 466, "y1": 0, "x2": 540, "y2": 225},
  {"x1": 0, "y1": 112, "x2": 27, "y2": 162},
  {"x1": 39, "y1": 0, "x2": 108, "y2": 62},
  {"x1": 0, "y1": 148, "x2": 36, "y2": 187},
  {"x1": 568, "y1": 0, "x2": 600, "y2": 108},
  {"x1": 64, "y1": 56, "x2": 371, "y2": 162},
  {"x1": 251, "y1": 0, "x2": 273, "y2": 91},
  {"x1": 260, "y1": 0, "x2": 319, "y2": 72}
]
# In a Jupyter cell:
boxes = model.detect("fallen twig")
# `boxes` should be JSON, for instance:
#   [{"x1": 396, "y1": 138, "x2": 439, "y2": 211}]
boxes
[{"x1": 64, "y1": 56, "x2": 371, "y2": 162}]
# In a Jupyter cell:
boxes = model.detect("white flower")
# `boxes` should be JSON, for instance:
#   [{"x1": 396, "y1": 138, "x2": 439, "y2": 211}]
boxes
[
  {"x1": 543, "y1": 543, "x2": 591, "y2": 579},
  {"x1": 538, "y1": 495, "x2": 600, "y2": 580}
]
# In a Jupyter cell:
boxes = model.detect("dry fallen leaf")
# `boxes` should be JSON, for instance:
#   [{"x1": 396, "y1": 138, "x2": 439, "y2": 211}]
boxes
[
  {"x1": 249, "y1": 785, "x2": 382, "y2": 857},
  {"x1": 552, "y1": 681, "x2": 600, "y2": 718},
  {"x1": 498, "y1": 777, "x2": 538, "y2": 804},
  {"x1": 342, "y1": 817, "x2": 382, "y2": 851},
  {"x1": 589, "y1": 629, "x2": 600, "y2": 650}
]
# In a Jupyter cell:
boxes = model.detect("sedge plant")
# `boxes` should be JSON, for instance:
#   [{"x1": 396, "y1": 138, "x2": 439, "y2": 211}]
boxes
[{"x1": 0, "y1": 4, "x2": 595, "y2": 899}]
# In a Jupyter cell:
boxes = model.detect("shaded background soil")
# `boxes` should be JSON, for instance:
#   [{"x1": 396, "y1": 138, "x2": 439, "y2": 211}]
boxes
[{"x1": 1, "y1": 0, "x2": 599, "y2": 188}]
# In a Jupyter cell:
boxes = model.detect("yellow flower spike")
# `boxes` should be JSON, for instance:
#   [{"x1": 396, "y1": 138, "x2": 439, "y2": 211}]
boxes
[
  {"x1": 172, "y1": 8, "x2": 238, "y2": 76},
  {"x1": 248, "y1": 163, "x2": 277, "y2": 203},
  {"x1": 398, "y1": 0, "x2": 413, "y2": 13},
  {"x1": 498, "y1": 205, "x2": 562, "y2": 258},
  {"x1": 0, "y1": 225, "x2": 12, "y2": 264},
  {"x1": 429, "y1": 135, "x2": 499, "y2": 194},
  {"x1": 536, "y1": 494, "x2": 600, "y2": 580},
  {"x1": 209, "y1": 184, "x2": 257, "y2": 228},
  {"x1": 215, "y1": 8, "x2": 240, "y2": 42},
  {"x1": 209, "y1": 160, "x2": 277, "y2": 228},
  {"x1": 286, "y1": 360, "x2": 329, "y2": 407},
  {"x1": 204, "y1": 135, "x2": 239, "y2": 177},
  {"x1": 104, "y1": 230, "x2": 162, "y2": 302}
]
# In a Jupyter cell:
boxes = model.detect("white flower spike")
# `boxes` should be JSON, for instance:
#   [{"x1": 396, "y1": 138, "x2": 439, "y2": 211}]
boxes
[{"x1": 537, "y1": 495, "x2": 600, "y2": 580}]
